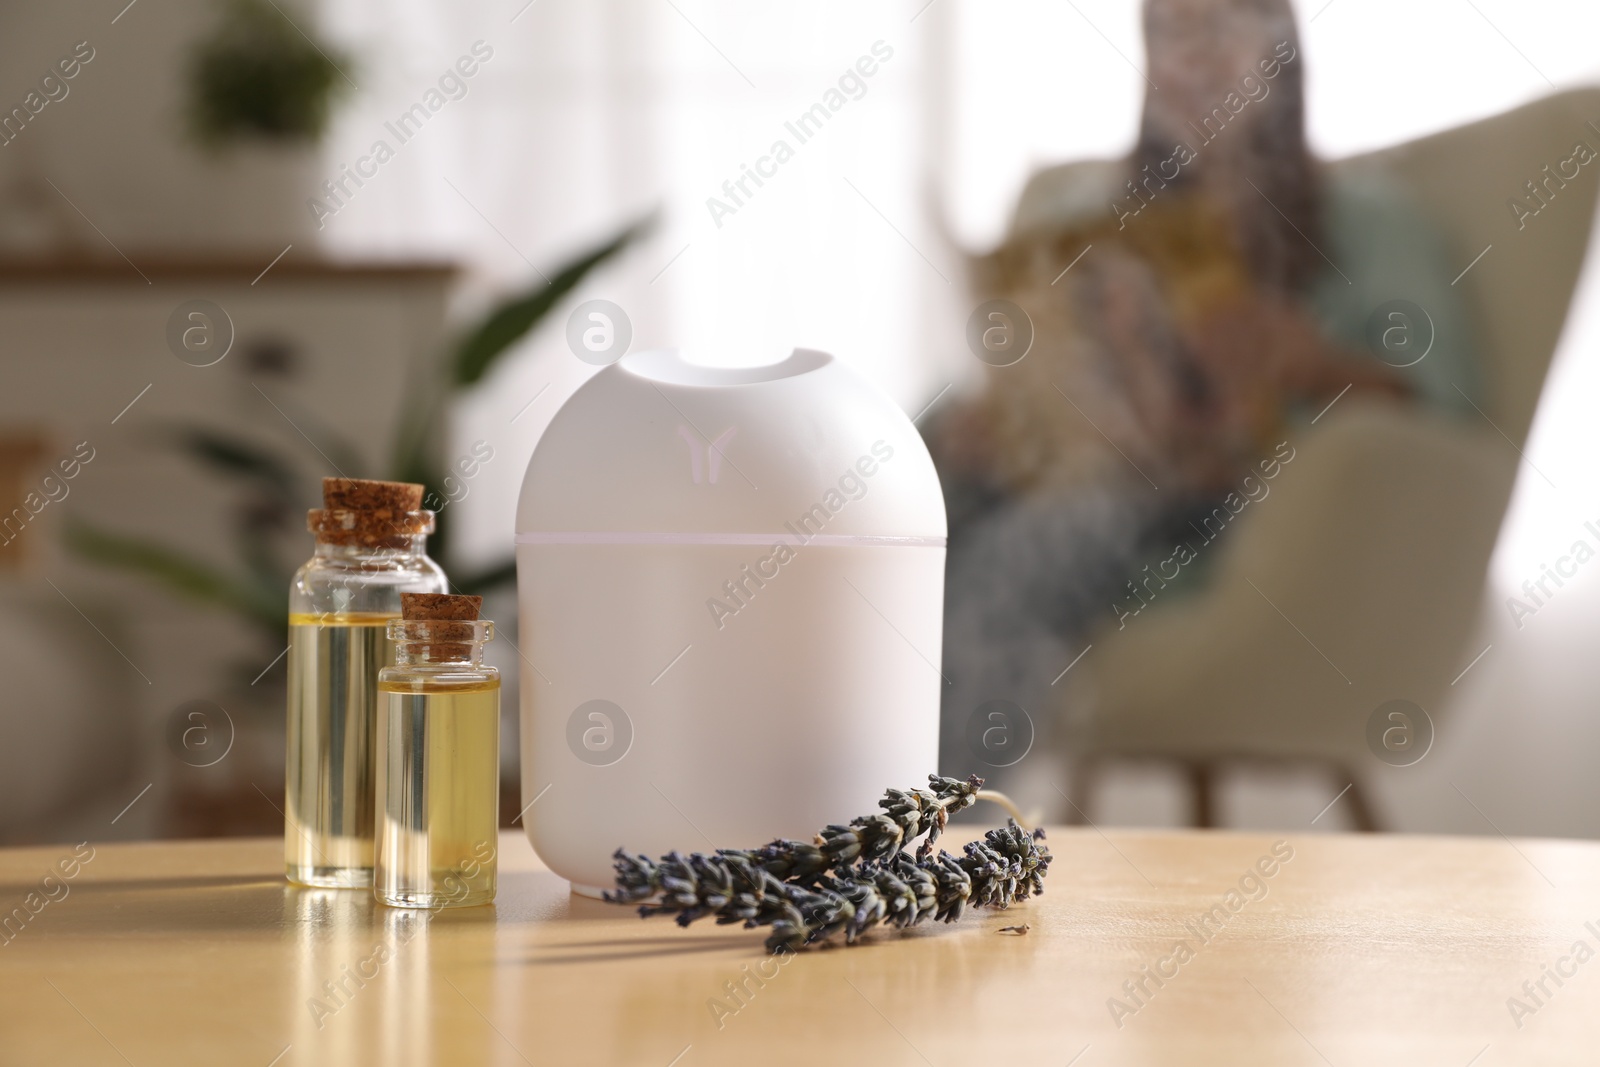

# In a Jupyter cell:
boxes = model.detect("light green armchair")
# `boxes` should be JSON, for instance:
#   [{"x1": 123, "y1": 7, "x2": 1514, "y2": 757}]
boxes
[{"x1": 1052, "y1": 88, "x2": 1600, "y2": 828}]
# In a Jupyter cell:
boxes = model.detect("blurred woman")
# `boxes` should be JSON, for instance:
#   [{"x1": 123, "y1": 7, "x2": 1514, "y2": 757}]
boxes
[{"x1": 926, "y1": 0, "x2": 1478, "y2": 789}]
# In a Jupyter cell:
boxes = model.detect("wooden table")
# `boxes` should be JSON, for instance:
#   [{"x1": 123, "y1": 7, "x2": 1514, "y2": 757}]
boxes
[{"x1": 1, "y1": 826, "x2": 1596, "y2": 1065}]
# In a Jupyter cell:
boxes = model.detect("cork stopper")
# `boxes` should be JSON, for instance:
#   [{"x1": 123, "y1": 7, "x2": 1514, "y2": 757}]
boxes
[
  {"x1": 308, "y1": 477, "x2": 432, "y2": 548},
  {"x1": 399, "y1": 593, "x2": 482, "y2": 660},
  {"x1": 400, "y1": 593, "x2": 481, "y2": 622},
  {"x1": 324, "y1": 477, "x2": 423, "y2": 513}
]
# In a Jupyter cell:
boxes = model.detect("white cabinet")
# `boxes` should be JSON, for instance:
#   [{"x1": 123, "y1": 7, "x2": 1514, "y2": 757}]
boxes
[{"x1": 0, "y1": 257, "x2": 455, "y2": 841}]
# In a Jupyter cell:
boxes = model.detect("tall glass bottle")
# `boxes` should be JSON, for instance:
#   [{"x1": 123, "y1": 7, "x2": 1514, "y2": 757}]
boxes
[
  {"x1": 285, "y1": 478, "x2": 447, "y2": 888},
  {"x1": 375, "y1": 598, "x2": 499, "y2": 909}
]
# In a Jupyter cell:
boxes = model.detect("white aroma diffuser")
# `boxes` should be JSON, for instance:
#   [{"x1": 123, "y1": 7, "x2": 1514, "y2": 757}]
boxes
[{"x1": 515, "y1": 348, "x2": 946, "y2": 892}]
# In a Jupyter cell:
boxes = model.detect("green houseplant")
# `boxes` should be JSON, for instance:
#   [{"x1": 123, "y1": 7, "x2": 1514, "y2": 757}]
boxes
[
  {"x1": 187, "y1": 0, "x2": 351, "y2": 147},
  {"x1": 67, "y1": 217, "x2": 653, "y2": 670}
]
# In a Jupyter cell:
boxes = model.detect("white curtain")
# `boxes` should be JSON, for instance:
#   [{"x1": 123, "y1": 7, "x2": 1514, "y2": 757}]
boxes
[
  {"x1": 313, "y1": 0, "x2": 1600, "y2": 568},
  {"x1": 315, "y1": 0, "x2": 964, "y2": 565},
  {"x1": 313, "y1": 0, "x2": 1600, "y2": 835}
]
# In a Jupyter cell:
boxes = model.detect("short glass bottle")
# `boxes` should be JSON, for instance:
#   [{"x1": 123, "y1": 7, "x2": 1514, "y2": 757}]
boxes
[
  {"x1": 374, "y1": 619, "x2": 500, "y2": 909},
  {"x1": 285, "y1": 495, "x2": 447, "y2": 888}
]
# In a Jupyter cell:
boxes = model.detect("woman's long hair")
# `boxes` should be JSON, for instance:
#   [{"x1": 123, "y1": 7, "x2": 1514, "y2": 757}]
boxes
[{"x1": 1133, "y1": 0, "x2": 1322, "y2": 291}]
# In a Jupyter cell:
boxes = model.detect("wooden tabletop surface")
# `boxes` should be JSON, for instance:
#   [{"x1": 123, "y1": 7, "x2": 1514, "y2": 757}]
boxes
[{"x1": 1, "y1": 826, "x2": 1596, "y2": 1066}]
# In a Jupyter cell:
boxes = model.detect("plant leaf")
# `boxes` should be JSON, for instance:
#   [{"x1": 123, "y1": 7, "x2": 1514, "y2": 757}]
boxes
[
  {"x1": 160, "y1": 425, "x2": 299, "y2": 496},
  {"x1": 451, "y1": 213, "x2": 655, "y2": 388},
  {"x1": 452, "y1": 558, "x2": 517, "y2": 597},
  {"x1": 254, "y1": 395, "x2": 367, "y2": 480},
  {"x1": 65, "y1": 521, "x2": 285, "y2": 637}
]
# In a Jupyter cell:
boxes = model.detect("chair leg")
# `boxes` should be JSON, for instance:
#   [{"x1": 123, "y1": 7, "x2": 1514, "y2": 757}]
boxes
[
  {"x1": 1339, "y1": 768, "x2": 1382, "y2": 832},
  {"x1": 1187, "y1": 761, "x2": 1215, "y2": 828},
  {"x1": 1064, "y1": 758, "x2": 1093, "y2": 825}
]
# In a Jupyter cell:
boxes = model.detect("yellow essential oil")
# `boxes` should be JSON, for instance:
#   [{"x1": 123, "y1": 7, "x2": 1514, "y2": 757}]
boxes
[
  {"x1": 284, "y1": 478, "x2": 446, "y2": 889},
  {"x1": 374, "y1": 604, "x2": 499, "y2": 909},
  {"x1": 285, "y1": 612, "x2": 397, "y2": 887},
  {"x1": 375, "y1": 677, "x2": 500, "y2": 907}
]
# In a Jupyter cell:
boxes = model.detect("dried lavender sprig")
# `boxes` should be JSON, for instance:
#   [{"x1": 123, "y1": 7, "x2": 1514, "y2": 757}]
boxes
[
  {"x1": 607, "y1": 821, "x2": 1052, "y2": 953},
  {"x1": 712, "y1": 774, "x2": 986, "y2": 885}
]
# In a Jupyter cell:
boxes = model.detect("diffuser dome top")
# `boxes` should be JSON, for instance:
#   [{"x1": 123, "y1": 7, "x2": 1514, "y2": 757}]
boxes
[
  {"x1": 617, "y1": 347, "x2": 832, "y2": 387},
  {"x1": 516, "y1": 348, "x2": 946, "y2": 540}
]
